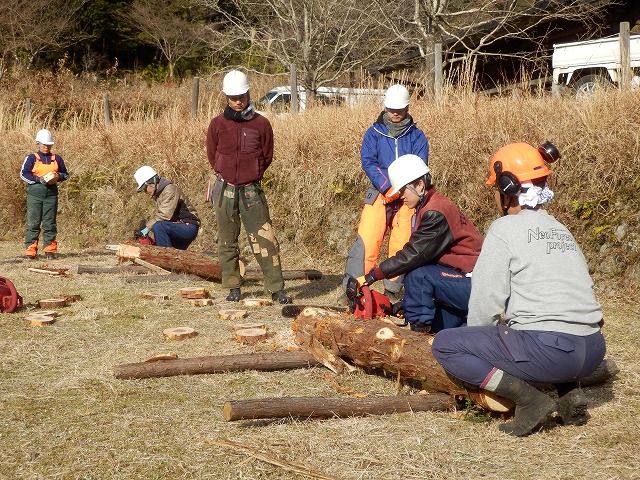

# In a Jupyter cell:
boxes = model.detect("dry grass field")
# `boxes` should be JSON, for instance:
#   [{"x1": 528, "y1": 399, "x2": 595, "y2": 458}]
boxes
[
  {"x1": 0, "y1": 240, "x2": 639, "y2": 480},
  {"x1": 1, "y1": 70, "x2": 640, "y2": 478}
]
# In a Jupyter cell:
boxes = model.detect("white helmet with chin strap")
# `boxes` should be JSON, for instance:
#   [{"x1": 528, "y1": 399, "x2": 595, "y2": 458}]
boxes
[
  {"x1": 134, "y1": 165, "x2": 159, "y2": 192},
  {"x1": 222, "y1": 70, "x2": 250, "y2": 96},
  {"x1": 388, "y1": 154, "x2": 430, "y2": 195}
]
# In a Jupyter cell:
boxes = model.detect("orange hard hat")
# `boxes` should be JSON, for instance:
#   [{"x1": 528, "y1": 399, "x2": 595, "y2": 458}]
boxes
[{"x1": 486, "y1": 142, "x2": 555, "y2": 186}]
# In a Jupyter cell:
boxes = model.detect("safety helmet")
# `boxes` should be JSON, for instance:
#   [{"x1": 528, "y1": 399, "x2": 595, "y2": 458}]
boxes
[
  {"x1": 35, "y1": 129, "x2": 54, "y2": 146},
  {"x1": 389, "y1": 154, "x2": 430, "y2": 194},
  {"x1": 487, "y1": 142, "x2": 560, "y2": 196},
  {"x1": 222, "y1": 70, "x2": 250, "y2": 96},
  {"x1": 384, "y1": 85, "x2": 410, "y2": 109},
  {"x1": 134, "y1": 165, "x2": 159, "y2": 192}
]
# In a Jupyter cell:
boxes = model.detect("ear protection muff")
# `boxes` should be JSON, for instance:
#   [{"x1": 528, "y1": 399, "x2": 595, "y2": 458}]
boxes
[
  {"x1": 538, "y1": 141, "x2": 561, "y2": 163},
  {"x1": 494, "y1": 161, "x2": 522, "y2": 197}
]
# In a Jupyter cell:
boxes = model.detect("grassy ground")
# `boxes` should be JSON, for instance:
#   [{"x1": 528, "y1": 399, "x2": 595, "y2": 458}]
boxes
[{"x1": 1, "y1": 239, "x2": 638, "y2": 480}]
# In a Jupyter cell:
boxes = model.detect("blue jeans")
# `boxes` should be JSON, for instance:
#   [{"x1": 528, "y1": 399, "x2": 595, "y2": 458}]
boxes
[
  {"x1": 151, "y1": 221, "x2": 198, "y2": 250},
  {"x1": 402, "y1": 264, "x2": 472, "y2": 332}
]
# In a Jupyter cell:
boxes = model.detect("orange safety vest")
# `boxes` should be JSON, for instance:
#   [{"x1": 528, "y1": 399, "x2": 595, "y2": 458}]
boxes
[{"x1": 31, "y1": 152, "x2": 59, "y2": 178}]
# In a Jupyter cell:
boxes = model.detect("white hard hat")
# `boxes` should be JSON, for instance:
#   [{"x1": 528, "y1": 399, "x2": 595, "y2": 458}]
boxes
[
  {"x1": 389, "y1": 154, "x2": 430, "y2": 194},
  {"x1": 384, "y1": 85, "x2": 410, "y2": 109},
  {"x1": 134, "y1": 165, "x2": 158, "y2": 192},
  {"x1": 35, "y1": 129, "x2": 54, "y2": 146},
  {"x1": 222, "y1": 70, "x2": 250, "y2": 96}
]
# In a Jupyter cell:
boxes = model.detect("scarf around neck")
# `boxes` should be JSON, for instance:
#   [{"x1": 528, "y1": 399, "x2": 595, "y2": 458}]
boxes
[
  {"x1": 224, "y1": 101, "x2": 256, "y2": 122},
  {"x1": 382, "y1": 112, "x2": 412, "y2": 138}
]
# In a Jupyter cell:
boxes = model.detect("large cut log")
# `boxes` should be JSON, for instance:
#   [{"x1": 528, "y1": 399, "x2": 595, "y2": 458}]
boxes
[
  {"x1": 77, "y1": 264, "x2": 149, "y2": 274},
  {"x1": 117, "y1": 243, "x2": 223, "y2": 281},
  {"x1": 222, "y1": 393, "x2": 456, "y2": 421},
  {"x1": 113, "y1": 351, "x2": 321, "y2": 379},
  {"x1": 243, "y1": 267, "x2": 322, "y2": 281}
]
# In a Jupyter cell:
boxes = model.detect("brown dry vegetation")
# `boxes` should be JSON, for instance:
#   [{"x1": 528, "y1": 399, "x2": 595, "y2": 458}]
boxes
[{"x1": 1, "y1": 71, "x2": 640, "y2": 479}]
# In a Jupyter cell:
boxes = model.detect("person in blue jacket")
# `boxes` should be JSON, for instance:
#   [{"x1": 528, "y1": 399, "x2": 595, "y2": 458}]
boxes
[{"x1": 341, "y1": 85, "x2": 429, "y2": 303}]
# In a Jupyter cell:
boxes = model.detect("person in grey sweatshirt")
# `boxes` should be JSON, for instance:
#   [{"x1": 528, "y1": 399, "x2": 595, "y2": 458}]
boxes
[{"x1": 432, "y1": 141, "x2": 606, "y2": 437}]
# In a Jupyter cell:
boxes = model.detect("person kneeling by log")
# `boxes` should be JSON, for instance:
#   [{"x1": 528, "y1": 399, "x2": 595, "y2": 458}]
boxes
[
  {"x1": 431, "y1": 142, "x2": 607, "y2": 437},
  {"x1": 133, "y1": 166, "x2": 200, "y2": 250},
  {"x1": 355, "y1": 154, "x2": 483, "y2": 333}
]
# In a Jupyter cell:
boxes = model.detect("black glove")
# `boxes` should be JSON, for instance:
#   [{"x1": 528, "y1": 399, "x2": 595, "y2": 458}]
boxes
[
  {"x1": 345, "y1": 276, "x2": 364, "y2": 313},
  {"x1": 409, "y1": 322, "x2": 431, "y2": 333},
  {"x1": 380, "y1": 301, "x2": 405, "y2": 318},
  {"x1": 364, "y1": 271, "x2": 377, "y2": 286},
  {"x1": 37, "y1": 176, "x2": 48, "y2": 185}
]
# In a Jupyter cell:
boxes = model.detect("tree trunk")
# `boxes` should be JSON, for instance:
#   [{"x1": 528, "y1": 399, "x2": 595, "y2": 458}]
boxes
[
  {"x1": 77, "y1": 264, "x2": 148, "y2": 274},
  {"x1": 113, "y1": 351, "x2": 321, "y2": 379},
  {"x1": 222, "y1": 393, "x2": 456, "y2": 421},
  {"x1": 117, "y1": 243, "x2": 223, "y2": 281}
]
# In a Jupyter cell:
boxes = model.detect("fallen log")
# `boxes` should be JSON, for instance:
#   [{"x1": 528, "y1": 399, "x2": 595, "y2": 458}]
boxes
[
  {"x1": 243, "y1": 267, "x2": 322, "y2": 281},
  {"x1": 117, "y1": 244, "x2": 223, "y2": 281},
  {"x1": 123, "y1": 273, "x2": 202, "y2": 284},
  {"x1": 77, "y1": 264, "x2": 149, "y2": 275},
  {"x1": 113, "y1": 351, "x2": 321, "y2": 379},
  {"x1": 222, "y1": 393, "x2": 456, "y2": 421}
]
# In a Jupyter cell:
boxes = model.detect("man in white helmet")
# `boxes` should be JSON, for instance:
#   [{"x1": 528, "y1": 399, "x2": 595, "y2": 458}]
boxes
[
  {"x1": 206, "y1": 69, "x2": 292, "y2": 304},
  {"x1": 342, "y1": 84, "x2": 429, "y2": 304},
  {"x1": 20, "y1": 129, "x2": 69, "y2": 260},
  {"x1": 133, "y1": 166, "x2": 200, "y2": 250},
  {"x1": 356, "y1": 154, "x2": 483, "y2": 333}
]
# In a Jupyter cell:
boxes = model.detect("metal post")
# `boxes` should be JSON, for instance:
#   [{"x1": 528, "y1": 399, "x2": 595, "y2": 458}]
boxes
[
  {"x1": 191, "y1": 76, "x2": 200, "y2": 118},
  {"x1": 290, "y1": 64, "x2": 299, "y2": 113}
]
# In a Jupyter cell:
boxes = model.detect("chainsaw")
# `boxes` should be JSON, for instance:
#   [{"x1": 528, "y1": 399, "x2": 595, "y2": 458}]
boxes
[
  {"x1": 0, "y1": 277, "x2": 23, "y2": 313},
  {"x1": 345, "y1": 275, "x2": 392, "y2": 320}
]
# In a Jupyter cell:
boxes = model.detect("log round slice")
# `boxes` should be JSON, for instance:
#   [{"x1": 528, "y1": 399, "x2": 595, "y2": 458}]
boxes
[
  {"x1": 25, "y1": 314, "x2": 56, "y2": 326},
  {"x1": 240, "y1": 298, "x2": 272, "y2": 307},
  {"x1": 219, "y1": 309, "x2": 249, "y2": 320},
  {"x1": 37, "y1": 298, "x2": 67, "y2": 309},
  {"x1": 231, "y1": 322, "x2": 265, "y2": 331},
  {"x1": 235, "y1": 328, "x2": 269, "y2": 344},
  {"x1": 163, "y1": 327, "x2": 198, "y2": 340}
]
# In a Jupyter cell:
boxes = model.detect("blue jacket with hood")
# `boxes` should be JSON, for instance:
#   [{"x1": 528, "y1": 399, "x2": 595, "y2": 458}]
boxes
[{"x1": 360, "y1": 111, "x2": 429, "y2": 194}]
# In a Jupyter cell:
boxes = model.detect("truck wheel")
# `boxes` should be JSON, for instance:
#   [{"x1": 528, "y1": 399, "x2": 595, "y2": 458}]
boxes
[{"x1": 573, "y1": 74, "x2": 610, "y2": 98}]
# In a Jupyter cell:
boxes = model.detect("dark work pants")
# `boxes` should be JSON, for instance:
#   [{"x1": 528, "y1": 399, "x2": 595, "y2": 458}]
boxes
[
  {"x1": 432, "y1": 325, "x2": 606, "y2": 386},
  {"x1": 152, "y1": 221, "x2": 198, "y2": 250},
  {"x1": 25, "y1": 183, "x2": 58, "y2": 249},
  {"x1": 402, "y1": 264, "x2": 472, "y2": 333}
]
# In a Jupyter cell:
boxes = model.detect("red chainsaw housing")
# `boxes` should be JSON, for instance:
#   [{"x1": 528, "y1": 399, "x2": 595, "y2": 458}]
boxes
[
  {"x1": 352, "y1": 286, "x2": 391, "y2": 320},
  {"x1": 0, "y1": 277, "x2": 23, "y2": 313},
  {"x1": 137, "y1": 237, "x2": 155, "y2": 245}
]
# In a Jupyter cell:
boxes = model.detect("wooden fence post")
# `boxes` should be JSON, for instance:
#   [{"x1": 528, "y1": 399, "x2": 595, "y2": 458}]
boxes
[
  {"x1": 619, "y1": 21, "x2": 632, "y2": 91},
  {"x1": 191, "y1": 76, "x2": 200, "y2": 118},
  {"x1": 103, "y1": 93, "x2": 111, "y2": 127},
  {"x1": 434, "y1": 43, "x2": 443, "y2": 101},
  {"x1": 290, "y1": 64, "x2": 299, "y2": 113}
]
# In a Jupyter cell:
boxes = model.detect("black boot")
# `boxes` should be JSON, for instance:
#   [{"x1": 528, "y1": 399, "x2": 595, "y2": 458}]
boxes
[
  {"x1": 226, "y1": 288, "x2": 241, "y2": 302},
  {"x1": 556, "y1": 383, "x2": 588, "y2": 426},
  {"x1": 271, "y1": 290, "x2": 292, "y2": 304},
  {"x1": 490, "y1": 372, "x2": 557, "y2": 437}
]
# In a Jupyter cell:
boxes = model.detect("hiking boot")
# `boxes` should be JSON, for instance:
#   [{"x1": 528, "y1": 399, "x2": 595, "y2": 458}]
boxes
[
  {"x1": 489, "y1": 371, "x2": 557, "y2": 437},
  {"x1": 226, "y1": 288, "x2": 241, "y2": 302},
  {"x1": 557, "y1": 387, "x2": 589, "y2": 426},
  {"x1": 271, "y1": 290, "x2": 292, "y2": 304}
]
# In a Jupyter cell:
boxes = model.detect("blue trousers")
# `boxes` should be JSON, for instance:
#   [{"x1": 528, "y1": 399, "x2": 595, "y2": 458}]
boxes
[
  {"x1": 402, "y1": 264, "x2": 471, "y2": 332},
  {"x1": 152, "y1": 221, "x2": 198, "y2": 250},
  {"x1": 432, "y1": 326, "x2": 606, "y2": 386}
]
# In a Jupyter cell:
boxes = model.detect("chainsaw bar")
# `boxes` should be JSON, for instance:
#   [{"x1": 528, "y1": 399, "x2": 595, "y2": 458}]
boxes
[{"x1": 281, "y1": 304, "x2": 348, "y2": 318}]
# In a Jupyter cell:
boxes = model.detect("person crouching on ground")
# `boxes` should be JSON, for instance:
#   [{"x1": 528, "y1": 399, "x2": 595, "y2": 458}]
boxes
[
  {"x1": 20, "y1": 129, "x2": 69, "y2": 260},
  {"x1": 133, "y1": 165, "x2": 200, "y2": 250},
  {"x1": 431, "y1": 142, "x2": 606, "y2": 437},
  {"x1": 356, "y1": 154, "x2": 483, "y2": 333},
  {"x1": 205, "y1": 69, "x2": 291, "y2": 304}
]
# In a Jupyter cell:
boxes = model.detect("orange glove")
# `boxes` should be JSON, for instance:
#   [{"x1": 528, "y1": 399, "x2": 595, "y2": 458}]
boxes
[{"x1": 382, "y1": 187, "x2": 400, "y2": 203}]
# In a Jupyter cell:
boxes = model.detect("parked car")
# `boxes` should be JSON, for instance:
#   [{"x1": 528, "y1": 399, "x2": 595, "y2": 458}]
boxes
[
  {"x1": 257, "y1": 85, "x2": 384, "y2": 112},
  {"x1": 552, "y1": 33, "x2": 640, "y2": 97}
]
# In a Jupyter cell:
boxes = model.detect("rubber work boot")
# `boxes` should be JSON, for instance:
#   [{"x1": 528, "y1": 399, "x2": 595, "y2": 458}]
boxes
[
  {"x1": 491, "y1": 372, "x2": 557, "y2": 437},
  {"x1": 25, "y1": 241, "x2": 38, "y2": 259},
  {"x1": 556, "y1": 383, "x2": 589, "y2": 426},
  {"x1": 226, "y1": 288, "x2": 241, "y2": 302},
  {"x1": 271, "y1": 290, "x2": 292, "y2": 305}
]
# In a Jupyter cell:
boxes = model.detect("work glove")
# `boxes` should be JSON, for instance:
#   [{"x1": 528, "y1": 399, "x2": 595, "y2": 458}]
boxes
[
  {"x1": 345, "y1": 276, "x2": 364, "y2": 313},
  {"x1": 380, "y1": 301, "x2": 405, "y2": 318},
  {"x1": 381, "y1": 187, "x2": 401, "y2": 203},
  {"x1": 363, "y1": 267, "x2": 384, "y2": 287},
  {"x1": 37, "y1": 176, "x2": 48, "y2": 185},
  {"x1": 134, "y1": 227, "x2": 150, "y2": 239}
]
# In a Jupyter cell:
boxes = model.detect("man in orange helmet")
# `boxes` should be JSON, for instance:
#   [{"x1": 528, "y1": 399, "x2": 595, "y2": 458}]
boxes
[{"x1": 432, "y1": 142, "x2": 606, "y2": 437}]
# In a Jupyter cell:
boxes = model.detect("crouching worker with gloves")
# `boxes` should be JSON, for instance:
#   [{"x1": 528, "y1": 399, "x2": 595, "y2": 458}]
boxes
[
  {"x1": 357, "y1": 154, "x2": 483, "y2": 333},
  {"x1": 133, "y1": 166, "x2": 200, "y2": 250},
  {"x1": 431, "y1": 142, "x2": 606, "y2": 437}
]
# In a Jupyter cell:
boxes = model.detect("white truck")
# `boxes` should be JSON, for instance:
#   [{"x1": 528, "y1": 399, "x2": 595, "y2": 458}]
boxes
[
  {"x1": 552, "y1": 33, "x2": 640, "y2": 96},
  {"x1": 257, "y1": 85, "x2": 385, "y2": 112}
]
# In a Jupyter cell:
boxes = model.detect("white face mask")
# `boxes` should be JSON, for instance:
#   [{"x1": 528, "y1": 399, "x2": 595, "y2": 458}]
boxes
[{"x1": 518, "y1": 181, "x2": 555, "y2": 207}]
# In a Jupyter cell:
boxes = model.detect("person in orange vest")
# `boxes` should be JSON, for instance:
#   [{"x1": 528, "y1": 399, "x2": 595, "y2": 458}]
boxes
[{"x1": 20, "y1": 129, "x2": 69, "y2": 260}]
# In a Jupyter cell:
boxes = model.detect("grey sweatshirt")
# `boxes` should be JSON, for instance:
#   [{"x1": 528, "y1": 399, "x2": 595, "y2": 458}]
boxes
[{"x1": 468, "y1": 209, "x2": 601, "y2": 336}]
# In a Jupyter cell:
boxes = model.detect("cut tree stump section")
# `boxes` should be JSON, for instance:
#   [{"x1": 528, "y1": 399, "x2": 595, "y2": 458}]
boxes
[
  {"x1": 37, "y1": 298, "x2": 67, "y2": 309},
  {"x1": 178, "y1": 287, "x2": 209, "y2": 299},
  {"x1": 222, "y1": 393, "x2": 456, "y2": 421},
  {"x1": 113, "y1": 351, "x2": 322, "y2": 379},
  {"x1": 232, "y1": 322, "x2": 265, "y2": 331},
  {"x1": 219, "y1": 310, "x2": 248, "y2": 320},
  {"x1": 25, "y1": 314, "x2": 56, "y2": 326},
  {"x1": 240, "y1": 298, "x2": 272, "y2": 307},
  {"x1": 163, "y1": 327, "x2": 198, "y2": 340},
  {"x1": 117, "y1": 243, "x2": 223, "y2": 281},
  {"x1": 235, "y1": 328, "x2": 269, "y2": 344}
]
